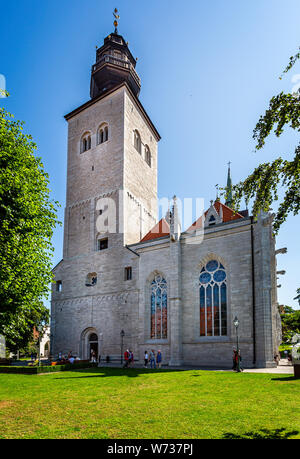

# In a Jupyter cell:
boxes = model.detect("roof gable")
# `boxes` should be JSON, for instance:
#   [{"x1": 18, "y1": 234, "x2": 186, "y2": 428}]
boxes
[
  {"x1": 187, "y1": 201, "x2": 244, "y2": 233},
  {"x1": 140, "y1": 218, "x2": 170, "y2": 242}
]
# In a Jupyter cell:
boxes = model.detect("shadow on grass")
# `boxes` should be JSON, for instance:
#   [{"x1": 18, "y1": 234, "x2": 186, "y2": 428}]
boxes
[
  {"x1": 54, "y1": 367, "x2": 184, "y2": 379},
  {"x1": 271, "y1": 376, "x2": 299, "y2": 382},
  {"x1": 222, "y1": 428, "x2": 298, "y2": 440}
]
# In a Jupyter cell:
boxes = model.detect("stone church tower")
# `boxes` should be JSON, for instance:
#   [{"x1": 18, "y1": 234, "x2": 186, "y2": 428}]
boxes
[
  {"x1": 51, "y1": 25, "x2": 161, "y2": 360},
  {"x1": 51, "y1": 18, "x2": 282, "y2": 368}
]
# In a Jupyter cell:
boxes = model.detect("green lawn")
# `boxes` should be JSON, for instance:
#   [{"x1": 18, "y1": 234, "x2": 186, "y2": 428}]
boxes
[{"x1": 0, "y1": 367, "x2": 299, "y2": 439}]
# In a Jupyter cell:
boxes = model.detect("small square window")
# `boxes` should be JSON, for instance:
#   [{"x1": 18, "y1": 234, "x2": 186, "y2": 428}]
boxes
[
  {"x1": 125, "y1": 267, "x2": 132, "y2": 281},
  {"x1": 56, "y1": 281, "x2": 62, "y2": 292},
  {"x1": 98, "y1": 238, "x2": 108, "y2": 251}
]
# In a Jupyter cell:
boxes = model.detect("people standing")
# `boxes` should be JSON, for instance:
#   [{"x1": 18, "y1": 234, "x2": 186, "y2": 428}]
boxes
[
  {"x1": 238, "y1": 350, "x2": 243, "y2": 371},
  {"x1": 144, "y1": 350, "x2": 149, "y2": 368},
  {"x1": 156, "y1": 350, "x2": 162, "y2": 369},
  {"x1": 150, "y1": 349, "x2": 156, "y2": 369},
  {"x1": 129, "y1": 349, "x2": 134, "y2": 368},
  {"x1": 232, "y1": 349, "x2": 237, "y2": 371},
  {"x1": 123, "y1": 349, "x2": 130, "y2": 368}
]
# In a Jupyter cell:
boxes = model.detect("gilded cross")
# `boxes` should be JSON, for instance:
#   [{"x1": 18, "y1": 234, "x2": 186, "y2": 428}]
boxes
[{"x1": 113, "y1": 8, "x2": 120, "y2": 33}]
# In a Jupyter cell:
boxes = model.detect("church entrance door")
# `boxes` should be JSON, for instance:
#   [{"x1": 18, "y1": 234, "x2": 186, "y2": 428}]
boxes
[{"x1": 88, "y1": 333, "x2": 98, "y2": 361}]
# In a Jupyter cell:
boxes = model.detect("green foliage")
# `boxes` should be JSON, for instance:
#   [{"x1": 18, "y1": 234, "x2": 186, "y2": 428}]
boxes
[
  {"x1": 281, "y1": 47, "x2": 300, "y2": 76},
  {"x1": 280, "y1": 306, "x2": 300, "y2": 344},
  {"x1": 0, "y1": 368, "x2": 299, "y2": 439},
  {"x1": 0, "y1": 89, "x2": 9, "y2": 98},
  {"x1": 0, "y1": 107, "x2": 60, "y2": 350},
  {"x1": 231, "y1": 48, "x2": 300, "y2": 234},
  {"x1": 294, "y1": 288, "x2": 300, "y2": 305},
  {"x1": 0, "y1": 363, "x2": 97, "y2": 374}
]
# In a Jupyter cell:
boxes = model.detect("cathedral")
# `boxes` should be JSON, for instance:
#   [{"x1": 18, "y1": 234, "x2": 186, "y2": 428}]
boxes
[{"x1": 51, "y1": 17, "x2": 282, "y2": 368}]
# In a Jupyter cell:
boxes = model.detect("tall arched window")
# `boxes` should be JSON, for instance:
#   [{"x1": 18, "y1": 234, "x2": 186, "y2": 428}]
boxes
[
  {"x1": 199, "y1": 260, "x2": 227, "y2": 337},
  {"x1": 97, "y1": 124, "x2": 109, "y2": 145},
  {"x1": 134, "y1": 130, "x2": 141, "y2": 154},
  {"x1": 150, "y1": 275, "x2": 167, "y2": 339},
  {"x1": 81, "y1": 132, "x2": 91, "y2": 153},
  {"x1": 145, "y1": 145, "x2": 151, "y2": 167}
]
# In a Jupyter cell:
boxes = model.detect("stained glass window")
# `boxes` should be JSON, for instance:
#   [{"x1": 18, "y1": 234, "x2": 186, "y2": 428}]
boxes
[
  {"x1": 199, "y1": 260, "x2": 227, "y2": 337},
  {"x1": 151, "y1": 275, "x2": 167, "y2": 339}
]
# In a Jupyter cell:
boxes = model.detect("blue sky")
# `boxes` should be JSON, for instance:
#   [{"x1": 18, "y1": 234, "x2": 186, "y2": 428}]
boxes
[{"x1": 0, "y1": 0, "x2": 299, "y2": 309}]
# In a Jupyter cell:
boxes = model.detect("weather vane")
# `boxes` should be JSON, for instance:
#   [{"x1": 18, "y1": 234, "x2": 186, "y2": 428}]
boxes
[{"x1": 113, "y1": 8, "x2": 120, "y2": 34}]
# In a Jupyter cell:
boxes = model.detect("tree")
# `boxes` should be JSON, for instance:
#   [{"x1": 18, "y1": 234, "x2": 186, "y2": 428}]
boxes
[
  {"x1": 232, "y1": 47, "x2": 300, "y2": 234},
  {"x1": 0, "y1": 107, "x2": 60, "y2": 351},
  {"x1": 294, "y1": 288, "x2": 300, "y2": 306},
  {"x1": 280, "y1": 306, "x2": 300, "y2": 344}
]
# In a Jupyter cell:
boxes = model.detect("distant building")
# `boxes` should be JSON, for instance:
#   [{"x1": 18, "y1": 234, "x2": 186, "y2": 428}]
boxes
[
  {"x1": 33, "y1": 326, "x2": 51, "y2": 358},
  {"x1": 0, "y1": 335, "x2": 6, "y2": 359}
]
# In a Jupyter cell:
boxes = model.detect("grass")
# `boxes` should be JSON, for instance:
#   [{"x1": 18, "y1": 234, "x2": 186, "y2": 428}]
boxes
[{"x1": 0, "y1": 367, "x2": 299, "y2": 439}]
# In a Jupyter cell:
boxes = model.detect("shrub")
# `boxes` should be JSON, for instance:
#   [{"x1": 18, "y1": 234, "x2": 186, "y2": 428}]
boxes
[{"x1": 0, "y1": 362, "x2": 97, "y2": 374}]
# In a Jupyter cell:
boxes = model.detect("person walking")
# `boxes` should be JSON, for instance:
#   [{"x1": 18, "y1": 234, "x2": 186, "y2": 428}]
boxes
[
  {"x1": 144, "y1": 350, "x2": 149, "y2": 368},
  {"x1": 150, "y1": 349, "x2": 156, "y2": 369},
  {"x1": 156, "y1": 350, "x2": 162, "y2": 369}
]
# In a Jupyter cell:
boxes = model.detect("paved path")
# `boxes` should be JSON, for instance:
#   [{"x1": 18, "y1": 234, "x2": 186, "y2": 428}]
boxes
[
  {"x1": 97, "y1": 360, "x2": 294, "y2": 375},
  {"x1": 243, "y1": 360, "x2": 294, "y2": 374}
]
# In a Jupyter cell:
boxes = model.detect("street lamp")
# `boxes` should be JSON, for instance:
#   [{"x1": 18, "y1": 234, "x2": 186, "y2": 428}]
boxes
[
  {"x1": 120, "y1": 330, "x2": 125, "y2": 365},
  {"x1": 233, "y1": 316, "x2": 241, "y2": 372}
]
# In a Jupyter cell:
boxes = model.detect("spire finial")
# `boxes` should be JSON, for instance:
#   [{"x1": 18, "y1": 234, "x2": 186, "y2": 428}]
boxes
[
  {"x1": 113, "y1": 8, "x2": 120, "y2": 34},
  {"x1": 225, "y1": 161, "x2": 233, "y2": 207}
]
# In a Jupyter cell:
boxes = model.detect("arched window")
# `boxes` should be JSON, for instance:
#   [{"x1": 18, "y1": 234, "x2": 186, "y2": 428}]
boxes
[
  {"x1": 81, "y1": 132, "x2": 91, "y2": 153},
  {"x1": 199, "y1": 260, "x2": 227, "y2": 337},
  {"x1": 97, "y1": 124, "x2": 109, "y2": 145},
  {"x1": 150, "y1": 275, "x2": 167, "y2": 339},
  {"x1": 85, "y1": 272, "x2": 97, "y2": 287},
  {"x1": 145, "y1": 145, "x2": 151, "y2": 167},
  {"x1": 134, "y1": 130, "x2": 141, "y2": 154},
  {"x1": 208, "y1": 215, "x2": 216, "y2": 226}
]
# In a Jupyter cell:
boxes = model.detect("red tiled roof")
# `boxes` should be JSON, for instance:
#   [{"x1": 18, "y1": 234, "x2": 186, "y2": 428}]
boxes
[
  {"x1": 140, "y1": 202, "x2": 244, "y2": 242},
  {"x1": 187, "y1": 201, "x2": 244, "y2": 232},
  {"x1": 214, "y1": 200, "x2": 244, "y2": 222},
  {"x1": 140, "y1": 218, "x2": 170, "y2": 242}
]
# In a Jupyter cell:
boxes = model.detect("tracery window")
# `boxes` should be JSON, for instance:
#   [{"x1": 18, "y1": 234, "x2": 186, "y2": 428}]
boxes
[
  {"x1": 199, "y1": 260, "x2": 227, "y2": 337},
  {"x1": 150, "y1": 275, "x2": 167, "y2": 339},
  {"x1": 81, "y1": 132, "x2": 91, "y2": 153},
  {"x1": 134, "y1": 130, "x2": 141, "y2": 154},
  {"x1": 97, "y1": 124, "x2": 109, "y2": 145}
]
